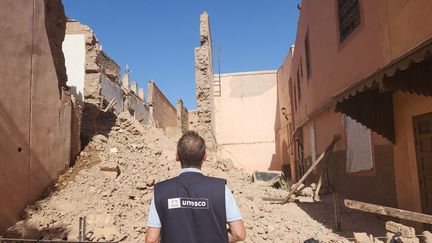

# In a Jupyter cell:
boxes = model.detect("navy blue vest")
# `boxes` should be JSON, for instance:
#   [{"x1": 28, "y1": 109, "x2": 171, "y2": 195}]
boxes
[{"x1": 154, "y1": 172, "x2": 228, "y2": 243}]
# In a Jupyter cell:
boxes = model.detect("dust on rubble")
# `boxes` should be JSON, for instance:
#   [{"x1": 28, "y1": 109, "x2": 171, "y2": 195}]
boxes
[{"x1": 4, "y1": 112, "x2": 384, "y2": 242}]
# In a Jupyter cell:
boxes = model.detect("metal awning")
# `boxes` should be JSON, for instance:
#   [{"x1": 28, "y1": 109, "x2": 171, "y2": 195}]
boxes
[
  {"x1": 333, "y1": 35, "x2": 432, "y2": 102},
  {"x1": 333, "y1": 35, "x2": 432, "y2": 144}
]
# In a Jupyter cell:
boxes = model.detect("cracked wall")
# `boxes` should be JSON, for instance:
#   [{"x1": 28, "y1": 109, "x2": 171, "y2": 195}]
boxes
[{"x1": 64, "y1": 20, "x2": 122, "y2": 146}]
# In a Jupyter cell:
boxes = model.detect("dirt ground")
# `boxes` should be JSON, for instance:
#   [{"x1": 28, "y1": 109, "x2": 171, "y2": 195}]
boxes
[{"x1": 3, "y1": 112, "x2": 389, "y2": 242}]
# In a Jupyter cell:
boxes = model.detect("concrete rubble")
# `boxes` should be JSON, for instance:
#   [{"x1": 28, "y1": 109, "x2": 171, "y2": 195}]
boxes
[{"x1": 2, "y1": 112, "x2": 402, "y2": 242}]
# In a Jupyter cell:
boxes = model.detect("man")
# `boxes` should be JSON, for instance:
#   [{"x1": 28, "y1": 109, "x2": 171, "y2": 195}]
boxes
[{"x1": 145, "y1": 131, "x2": 246, "y2": 243}]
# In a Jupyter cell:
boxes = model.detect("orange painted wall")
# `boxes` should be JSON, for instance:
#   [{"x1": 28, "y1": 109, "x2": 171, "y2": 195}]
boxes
[
  {"x1": 291, "y1": 0, "x2": 385, "y2": 128},
  {"x1": 286, "y1": 0, "x2": 432, "y2": 206},
  {"x1": 275, "y1": 47, "x2": 295, "y2": 178},
  {"x1": 393, "y1": 92, "x2": 432, "y2": 213},
  {"x1": 0, "y1": 0, "x2": 71, "y2": 232}
]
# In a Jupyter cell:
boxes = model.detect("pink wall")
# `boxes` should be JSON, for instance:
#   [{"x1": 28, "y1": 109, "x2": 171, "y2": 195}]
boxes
[{"x1": 214, "y1": 71, "x2": 277, "y2": 172}]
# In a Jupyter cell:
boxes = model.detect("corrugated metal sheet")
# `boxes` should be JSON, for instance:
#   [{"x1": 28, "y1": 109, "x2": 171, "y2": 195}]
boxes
[
  {"x1": 333, "y1": 36, "x2": 432, "y2": 102},
  {"x1": 334, "y1": 36, "x2": 432, "y2": 144},
  {"x1": 336, "y1": 90, "x2": 395, "y2": 143}
]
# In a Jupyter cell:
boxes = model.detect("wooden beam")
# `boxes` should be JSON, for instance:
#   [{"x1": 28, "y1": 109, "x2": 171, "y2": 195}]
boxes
[
  {"x1": 344, "y1": 199, "x2": 432, "y2": 224},
  {"x1": 282, "y1": 135, "x2": 340, "y2": 204}
]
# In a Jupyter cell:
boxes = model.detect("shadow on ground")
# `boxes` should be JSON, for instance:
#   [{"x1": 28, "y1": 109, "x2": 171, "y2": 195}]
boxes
[{"x1": 296, "y1": 193, "x2": 395, "y2": 239}]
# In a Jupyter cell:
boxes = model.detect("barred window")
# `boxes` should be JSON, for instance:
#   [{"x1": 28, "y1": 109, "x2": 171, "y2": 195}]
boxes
[
  {"x1": 300, "y1": 58, "x2": 304, "y2": 78},
  {"x1": 304, "y1": 33, "x2": 311, "y2": 79},
  {"x1": 338, "y1": 0, "x2": 361, "y2": 42},
  {"x1": 292, "y1": 80, "x2": 297, "y2": 110},
  {"x1": 297, "y1": 70, "x2": 301, "y2": 101}
]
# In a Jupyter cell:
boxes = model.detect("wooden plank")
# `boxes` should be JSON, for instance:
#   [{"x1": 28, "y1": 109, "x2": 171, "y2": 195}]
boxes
[
  {"x1": 282, "y1": 135, "x2": 340, "y2": 204},
  {"x1": 344, "y1": 199, "x2": 432, "y2": 224}
]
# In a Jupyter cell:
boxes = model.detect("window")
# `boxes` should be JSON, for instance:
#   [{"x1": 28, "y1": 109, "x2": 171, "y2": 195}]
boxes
[
  {"x1": 304, "y1": 34, "x2": 311, "y2": 79},
  {"x1": 297, "y1": 70, "x2": 301, "y2": 101},
  {"x1": 292, "y1": 81, "x2": 297, "y2": 110},
  {"x1": 338, "y1": 0, "x2": 361, "y2": 42},
  {"x1": 300, "y1": 58, "x2": 304, "y2": 78}
]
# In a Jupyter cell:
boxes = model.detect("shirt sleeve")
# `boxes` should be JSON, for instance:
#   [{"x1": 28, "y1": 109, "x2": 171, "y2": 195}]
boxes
[
  {"x1": 225, "y1": 185, "x2": 242, "y2": 222},
  {"x1": 147, "y1": 196, "x2": 161, "y2": 228}
]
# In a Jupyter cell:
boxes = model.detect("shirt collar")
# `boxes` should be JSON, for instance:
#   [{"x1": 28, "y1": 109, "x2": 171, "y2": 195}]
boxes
[{"x1": 179, "y1": 167, "x2": 203, "y2": 174}]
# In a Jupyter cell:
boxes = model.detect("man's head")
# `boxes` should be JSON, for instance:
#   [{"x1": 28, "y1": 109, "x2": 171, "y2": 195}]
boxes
[{"x1": 176, "y1": 131, "x2": 206, "y2": 168}]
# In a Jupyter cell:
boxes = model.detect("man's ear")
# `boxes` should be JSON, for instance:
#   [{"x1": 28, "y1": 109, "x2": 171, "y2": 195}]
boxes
[
  {"x1": 203, "y1": 153, "x2": 207, "y2": 161},
  {"x1": 176, "y1": 151, "x2": 180, "y2": 161}
]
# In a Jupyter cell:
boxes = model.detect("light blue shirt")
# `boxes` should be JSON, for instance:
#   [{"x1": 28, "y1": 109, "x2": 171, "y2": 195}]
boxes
[{"x1": 147, "y1": 168, "x2": 243, "y2": 228}]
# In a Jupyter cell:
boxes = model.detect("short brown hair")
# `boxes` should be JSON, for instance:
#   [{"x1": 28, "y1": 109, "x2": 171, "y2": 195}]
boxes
[{"x1": 177, "y1": 131, "x2": 206, "y2": 167}]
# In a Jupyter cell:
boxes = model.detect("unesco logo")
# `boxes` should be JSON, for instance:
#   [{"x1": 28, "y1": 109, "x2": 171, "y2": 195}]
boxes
[{"x1": 168, "y1": 197, "x2": 209, "y2": 209}]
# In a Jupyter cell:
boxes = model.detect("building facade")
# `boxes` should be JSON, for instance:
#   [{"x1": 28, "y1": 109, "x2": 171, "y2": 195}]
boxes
[{"x1": 285, "y1": 0, "x2": 432, "y2": 217}]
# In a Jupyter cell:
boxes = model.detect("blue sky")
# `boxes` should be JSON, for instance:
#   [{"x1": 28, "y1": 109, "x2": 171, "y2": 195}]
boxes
[{"x1": 63, "y1": 0, "x2": 300, "y2": 109}]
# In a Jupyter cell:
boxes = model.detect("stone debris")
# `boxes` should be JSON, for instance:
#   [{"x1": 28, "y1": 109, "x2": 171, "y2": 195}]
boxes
[
  {"x1": 4, "y1": 112, "x2": 388, "y2": 242},
  {"x1": 422, "y1": 231, "x2": 432, "y2": 243},
  {"x1": 385, "y1": 221, "x2": 416, "y2": 238}
]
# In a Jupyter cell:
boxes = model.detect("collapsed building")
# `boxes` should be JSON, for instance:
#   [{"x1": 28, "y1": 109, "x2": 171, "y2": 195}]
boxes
[
  {"x1": 62, "y1": 19, "x2": 188, "y2": 142},
  {"x1": 0, "y1": 4, "x2": 188, "y2": 232}
]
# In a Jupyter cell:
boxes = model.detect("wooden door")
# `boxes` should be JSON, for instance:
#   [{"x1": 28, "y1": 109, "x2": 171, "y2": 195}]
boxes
[{"x1": 413, "y1": 112, "x2": 432, "y2": 217}]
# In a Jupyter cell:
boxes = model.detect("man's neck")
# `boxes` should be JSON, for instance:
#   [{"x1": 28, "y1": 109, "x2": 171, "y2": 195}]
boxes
[{"x1": 181, "y1": 165, "x2": 202, "y2": 170}]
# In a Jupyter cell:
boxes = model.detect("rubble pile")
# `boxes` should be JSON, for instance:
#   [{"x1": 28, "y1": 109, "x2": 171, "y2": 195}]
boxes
[{"x1": 5, "y1": 113, "x2": 380, "y2": 242}]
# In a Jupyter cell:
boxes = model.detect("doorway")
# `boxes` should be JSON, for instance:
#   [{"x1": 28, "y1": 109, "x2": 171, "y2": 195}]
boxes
[{"x1": 413, "y1": 112, "x2": 432, "y2": 219}]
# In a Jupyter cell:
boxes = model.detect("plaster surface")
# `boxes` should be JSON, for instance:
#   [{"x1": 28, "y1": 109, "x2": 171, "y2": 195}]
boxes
[{"x1": 214, "y1": 71, "x2": 277, "y2": 172}]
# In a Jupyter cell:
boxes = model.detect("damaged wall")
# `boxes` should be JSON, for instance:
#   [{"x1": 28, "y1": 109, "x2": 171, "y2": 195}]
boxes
[
  {"x1": 122, "y1": 74, "x2": 150, "y2": 125},
  {"x1": 0, "y1": 0, "x2": 72, "y2": 232},
  {"x1": 195, "y1": 12, "x2": 216, "y2": 149},
  {"x1": 177, "y1": 99, "x2": 189, "y2": 135},
  {"x1": 148, "y1": 80, "x2": 177, "y2": 133},
  {"x1": 64, "y1": 20, "x2": 122, "y2": 145}
]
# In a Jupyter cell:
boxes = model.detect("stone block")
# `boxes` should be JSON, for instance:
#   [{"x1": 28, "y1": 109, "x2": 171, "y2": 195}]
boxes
[
  {"x1": 100, "y1": 162, "x2": 120, "y2": 178},
  {"x1": 354, "y1": 232, "x2": 373, "y2": 243},
  {"x1": 422, "y1": 231, "x2": 432, "y2": 243}
]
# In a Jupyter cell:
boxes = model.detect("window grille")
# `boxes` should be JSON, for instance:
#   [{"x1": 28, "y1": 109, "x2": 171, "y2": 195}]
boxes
[
  {"x1": 304, "y1": 34, "x2": 311, "y2": 79},
  {"x1": 338, "y1": 0, "x2": 361, "y2": 42},
  {"x1": 297, "y1": 70, "x2": 301, "y2": 101}
]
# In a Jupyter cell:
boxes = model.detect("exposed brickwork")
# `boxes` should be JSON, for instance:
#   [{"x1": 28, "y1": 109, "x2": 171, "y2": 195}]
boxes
[
  {"x1": 177, "y1": 99, "x2": 189, "y2": 135},
  {"x1": 148, "y1": 80, "x2": 177, "y2": 131},
  {"x1": 66, "y1": 20, "x2": 121, "y2": 146},
  {"x1": 194, "y1": 12, "x2": 216, "y2": 149}
]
